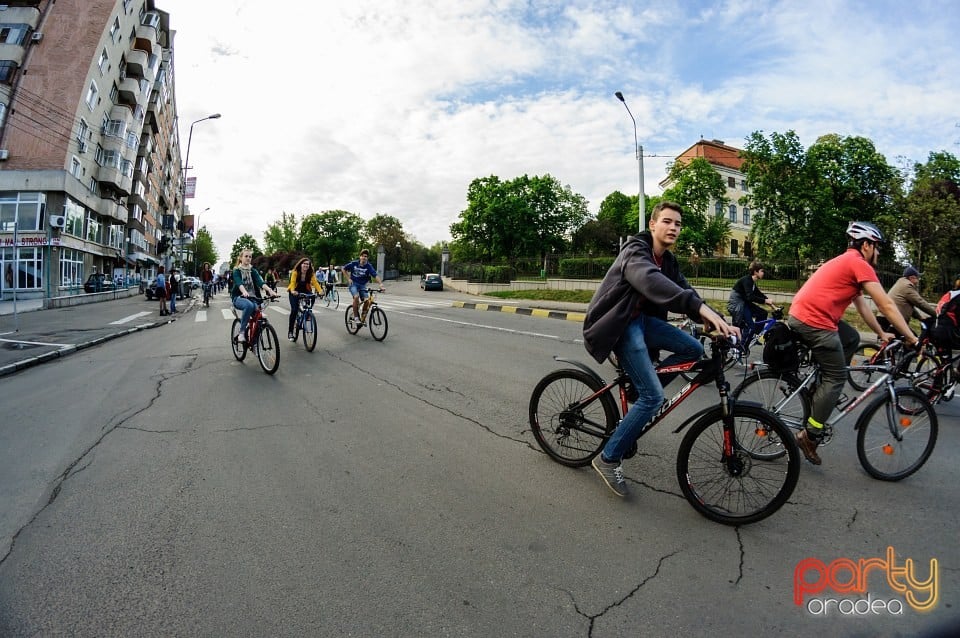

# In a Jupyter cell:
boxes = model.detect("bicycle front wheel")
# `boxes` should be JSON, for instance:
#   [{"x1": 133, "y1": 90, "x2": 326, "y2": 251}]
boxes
[
  {"x1": 302, "y1": 312, "x2": 317, "y2": 351},
  {"x1": 331, "y1": 288, "x2": 339, "y2": 309},
  {"x1": 368, "y1": 307, "x2": 388, "y2": 341},
  {"x1": 230, "y1": 318, "x2": 247, "y2": 361},
  {"x1": 256, "y1": 323, "x2": 280, "y2": 375},
  {"x1": 344, "y1": 307, "x2": 361, "y2": 335},
  {"x1": 528, "y1": 369, "x2": 618, "y2": 467},
  {"x1": 856, "y1": 387, "x2": 937, "y2": 481},
  {"x1": 677, "y1": 405, "x2": 800, "y2": 525}
]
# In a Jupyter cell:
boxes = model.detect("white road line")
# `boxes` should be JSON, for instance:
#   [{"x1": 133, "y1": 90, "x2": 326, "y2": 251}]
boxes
[
  {"x1": 195, "y1": 310, "x2": 207, "y2": 322},
  {"x1": 109, "y1": 311, "x2": 154, "y2": 325},
  {"x1": 386, "y1": 309, "x2": 563, "y2": 340},
  {"x1": 0, "y1": 337, "x2": 71, "y2": 347},
  {"x1": 220, "y1": 309, "x2": 235, "y2": 321}
]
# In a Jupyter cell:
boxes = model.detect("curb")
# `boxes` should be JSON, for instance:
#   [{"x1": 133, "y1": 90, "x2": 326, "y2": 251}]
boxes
[{"x1": 452, "y1": 301, "x2": 585, "y2": 323}]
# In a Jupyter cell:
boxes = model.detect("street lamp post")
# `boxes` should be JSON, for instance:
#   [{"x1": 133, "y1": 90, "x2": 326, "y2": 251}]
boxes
[
  {"x1": 180, "y1": 113, "x2": 221, "y2": 271},
  {"x1": 614, "y1": 91, "x2": 645, "y2": 233},
  {"x1": 395, "y1": 241, "x2": 401, "y2": 280}
]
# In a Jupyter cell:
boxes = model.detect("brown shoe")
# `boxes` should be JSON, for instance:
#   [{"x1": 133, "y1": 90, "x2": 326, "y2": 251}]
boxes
[{"x1": 796, "y1": 429, "x2": 822, "y2": 465}]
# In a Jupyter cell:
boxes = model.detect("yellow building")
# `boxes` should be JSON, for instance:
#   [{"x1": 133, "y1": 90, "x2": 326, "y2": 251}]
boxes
[{"x1": 660, "y1": 139, "x2": 753, "y2": 258}]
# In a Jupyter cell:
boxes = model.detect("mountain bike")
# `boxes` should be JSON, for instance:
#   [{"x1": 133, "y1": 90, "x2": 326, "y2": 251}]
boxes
[
  {"x1": 731, "y1": 339, "x2": 937, "y2": 481},
  {"x1": 345, "y1": 288, "x2": 388, "y2": 341},
  {"x1": 324, "y1": 284, "x2": 340, "y2": 309},
  {"x1": 202, "y1": 282, "x2": 213, "y2": 307},
  {"x1": 291, "y1": 292, "x2": 318, "y2": 352},
  {"x1": 529, "y1": 333, "x2": 800, "y2": 526},
  {"x1": 230, "y1": 295, "x2": 281, "y2": 375}
]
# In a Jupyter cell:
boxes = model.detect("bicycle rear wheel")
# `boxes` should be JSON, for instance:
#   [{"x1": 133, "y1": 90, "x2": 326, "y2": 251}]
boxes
[
  {"x1": 677, "y1": 405, "x2": 800, "y2": 525},
  {"x1": 230, "y1": 319, "x2": 247, "y2": 361},
  {"x1": 528, "y1": 369, "x2": 618, "y2": 467},
  {"x1": 344, "y1": 307, "x2": 361, "y2": 334},
  {"x1": 368, "y1": 307, "x2": 388, "y2": 341},
  {"x1": 302, "y1": 312, "x2": 317, "y2": 351},
  {"x1": 256, "y1": 323, "x2": 280, "y2": 375},
  {"x1": 902, "y1": 348, "x2": 948, "y2": 404},
  {"x1": 856, "y1": 387, "x2": 937, "y2": 481}
]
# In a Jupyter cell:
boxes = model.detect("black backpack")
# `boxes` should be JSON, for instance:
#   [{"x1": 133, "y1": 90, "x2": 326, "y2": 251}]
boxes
[{"x1": 762, "y1": 321, "x2": 800, "y2": 371}]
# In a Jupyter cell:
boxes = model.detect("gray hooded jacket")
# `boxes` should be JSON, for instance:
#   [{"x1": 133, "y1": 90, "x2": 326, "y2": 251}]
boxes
[{"x1": 582, "y1": 232, "x2": 704, "y2": 363}]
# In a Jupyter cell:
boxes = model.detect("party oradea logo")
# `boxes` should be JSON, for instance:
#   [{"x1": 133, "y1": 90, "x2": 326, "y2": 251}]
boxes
[{"x1": 794, "y1": 546, "x2": 938, "y2": 616}]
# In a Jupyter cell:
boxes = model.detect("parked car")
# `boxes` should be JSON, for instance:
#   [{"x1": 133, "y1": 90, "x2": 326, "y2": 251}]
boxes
[
  {"x1": 184, "y1": 276, "x2": 201, "y2": 290},
  {"x1": 144, "y1": 276, "x2": 186, "y2": 300},
  {"x1": 420, "y1": 273, "x2": 443, "y2": 291},
  {"x1": 83, "y1": 273, "x2": 116, "y2": 293}
]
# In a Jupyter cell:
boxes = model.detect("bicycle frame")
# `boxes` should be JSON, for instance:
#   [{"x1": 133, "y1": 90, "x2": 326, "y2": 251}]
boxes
[{"x1": 553, "y1": 335, "x2": 737, "y2": 442}]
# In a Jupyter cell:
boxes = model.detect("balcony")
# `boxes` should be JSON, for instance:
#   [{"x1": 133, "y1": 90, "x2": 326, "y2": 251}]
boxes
[
  {"x1": 135, "y1": 23, "x2": 158, "y2": 49},
  {"x1": 124, "y1": 48, "x2": 149, "y2": 80},
  {"x1": 0, "y1": 5, "x2": 41, "y2": 27},
  {"x1": 0, "y1": 45, "x2": 26, "y2": 67},
  {"x1": 116, "y1": 76, "x2": 142, "y2": 106},
  {"x1": 95, "y1": 165, "x2": 133, "y2": 197}
]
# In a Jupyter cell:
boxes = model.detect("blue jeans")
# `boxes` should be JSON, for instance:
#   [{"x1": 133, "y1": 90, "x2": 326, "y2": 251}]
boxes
[
  {"x1": 169, "y1": 286, "x2": 177, "y2": 313},
  {"x1": 602, "y1": 314, "x2": 704, "y2": 462},
  {"x1": 233, "y1": 296, "x2": 257, "y2": 335},
  {"x1": 349, "y1": 283, "x2": 369, "y2": 300}
]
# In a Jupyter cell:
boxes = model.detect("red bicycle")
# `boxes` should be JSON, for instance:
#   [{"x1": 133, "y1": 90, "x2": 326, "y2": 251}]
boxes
[{"x1": 230, "y1": 296, "x2": 281, "y2": 374}]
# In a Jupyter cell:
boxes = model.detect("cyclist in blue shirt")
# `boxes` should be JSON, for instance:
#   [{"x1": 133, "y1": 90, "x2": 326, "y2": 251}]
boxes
[{"x1": 343, "y1": 249, "x2": 384, "y2": 323}]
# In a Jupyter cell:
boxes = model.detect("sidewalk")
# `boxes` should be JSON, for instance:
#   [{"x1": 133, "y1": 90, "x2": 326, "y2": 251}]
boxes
[{"x1": 0, "y1": 298, "x2": 44, "y2": 316}]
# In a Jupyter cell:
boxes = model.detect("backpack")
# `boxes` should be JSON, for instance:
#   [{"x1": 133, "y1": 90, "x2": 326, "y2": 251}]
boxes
[
  {"x1": 762, "y1": 321, "x2": 800, "y2": 371},
  {"x1": 931, "y1": 290, "x2": 960, "y2": 348}
]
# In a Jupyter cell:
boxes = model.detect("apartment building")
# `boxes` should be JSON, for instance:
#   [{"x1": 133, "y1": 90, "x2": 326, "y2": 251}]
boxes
[
  {"x1": 0, "y1": 0, "x2": 181, "y2": 300},
  {"x1": 660, "y1": 139, "x2": 753, "y2": 258}
]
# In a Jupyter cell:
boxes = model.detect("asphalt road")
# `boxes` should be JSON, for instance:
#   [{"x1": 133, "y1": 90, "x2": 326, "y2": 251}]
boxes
[{"x1": 0, "y1": 281, "x2": 957, "y2": 637}]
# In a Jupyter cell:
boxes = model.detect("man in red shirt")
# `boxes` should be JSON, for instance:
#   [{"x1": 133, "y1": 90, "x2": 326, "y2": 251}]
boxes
[{"x1": 787, "y1": 221, "x2": 918, "y2": 465}]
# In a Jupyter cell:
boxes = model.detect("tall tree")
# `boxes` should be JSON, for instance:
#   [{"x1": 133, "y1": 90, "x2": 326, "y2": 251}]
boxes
[
  {"x1": 300, "y1": 210, "x2": 365, "y2": 267},
  {"x1": 740, "y1": 130, "x2": 819, "y2": 263},
  {"x1": 899, "y1": 151, "x2": 960, "y2": 290},
  {"x1": 229, "y1": 234, "x2": 262, "y2": 266},
  {"x1": 262, "y1": 212, "x2": 300, "y2": 255},
  {"x1": 661, "y1": 157, "x2": 730, "y2": 256},
  {"x1": 365, "y1": 214, "x2": 406, "y2": 270},
  {"x1": 597, "y1": 191, "x2": 634, "y2": 238},
  {"x1": 191, "y1": 227, "x2": 218, "y2": 271}
]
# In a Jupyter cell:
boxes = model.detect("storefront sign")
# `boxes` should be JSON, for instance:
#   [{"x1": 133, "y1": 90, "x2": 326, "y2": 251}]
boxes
[{"x1": 0, "y1": 235, "x2": 61, "y2": 247}]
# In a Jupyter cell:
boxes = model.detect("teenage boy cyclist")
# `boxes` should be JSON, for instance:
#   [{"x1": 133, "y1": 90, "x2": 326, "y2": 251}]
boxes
[{"x1": 343, "y1": 249, "x2": 384, "y2": 324}]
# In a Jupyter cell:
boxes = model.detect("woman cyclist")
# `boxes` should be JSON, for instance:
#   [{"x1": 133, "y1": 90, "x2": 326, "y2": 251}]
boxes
[
  {"x1": 231, "y1": 248, "x2": 278, "y2": 344},
  {"x1": 286, "y1": 257, "x2": 324, "y2": 340}
]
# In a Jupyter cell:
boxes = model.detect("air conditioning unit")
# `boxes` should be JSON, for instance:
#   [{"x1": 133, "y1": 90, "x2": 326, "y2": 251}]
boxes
[
  {"x1": 31, "y1": 32, "x2": 42, "y2": 43},
  {"x1": 77, "y1": 140, "x2": 87, "y2": 153},
  {"x1": 0, "y1": 149, "x2": 9, "y2": 161},
  {"x1": 49, "y1": 215, "x2": 67, "y2": 229}
]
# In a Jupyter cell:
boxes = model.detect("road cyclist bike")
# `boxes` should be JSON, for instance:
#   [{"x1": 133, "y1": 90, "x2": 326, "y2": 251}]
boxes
[
  {"x1": 202, "y1": 282, "x2": 213, "y2": 307},
  {"x1": 732, "y1": 338, "x2": 938, "y2": 481},
  {"x1": 291, "y1": 292, "x2": 318, "y2": 352},
  {"x1": 230, "y1": 295, "x2": 282, "y2": 375},
  {"x1": 323, "y1": 284, "x2": 340, "y2": 309},
  {"x1": 528, "y1": 332, "x2": 801, "y2": 525},
  {"x1": 345, "y1": 288, "x2": 388, "y2": 341}
]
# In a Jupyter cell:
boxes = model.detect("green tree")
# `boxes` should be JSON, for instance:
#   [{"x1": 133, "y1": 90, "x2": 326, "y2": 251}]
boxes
[
  {"x1": 229, "y1": 234, "x2": 262, "y2": 266},
  {"x1": 900, "y1": 151, "x2": 960, "y2": 291},
  {"x1": 365, "y1": 214, "x2": 406, "y2": 272},
  {"x1": 740, "y1": 130, "x2": 820, "y2": 263},
  {"x1": 450, "y1": 173, "x2": 588, "y2": 263},
  {"x1": 263, "y1": 212, "x2": 300, "y2": 254},
  {"x1": 597, "y1": 191, "x2": 634, "y2": 238},
  {"x1": 571, "y1": 218, "x2": 619, "y2": 255},
  {"x1": 806, "y1": 134, "x2": 901, "y2": 258},
  {"x1": 661, "y1": 157, "x2": 730, "y2": 256},
  {"x1": 191, "y1": 227, "x2": 218, "y2": 274},
  {"x1": 300, "y1": 210, "x2": 364, "y2": 267}
]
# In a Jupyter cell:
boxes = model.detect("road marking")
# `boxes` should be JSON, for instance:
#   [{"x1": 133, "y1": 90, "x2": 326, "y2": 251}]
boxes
[
  {"x1": 0, "y1": 337, "x2": 71, "y2": 347},
  {"x1": 109, "y1": 311, "x2": 154, "y2": 325},
  {"x1": 195, "y1": 310, "x2": 207, "y2": 322},
  {"x1": 387, "y1": 309, "x2": 563, "y2": 340},
  {"x1": 221, "y1": 309, "x2": 235, "y2": 321}
]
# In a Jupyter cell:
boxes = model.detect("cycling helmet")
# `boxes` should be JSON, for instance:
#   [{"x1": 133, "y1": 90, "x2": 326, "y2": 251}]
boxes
[{"x1": 846, "y1": 221, "x2": 884, "y2": 243}]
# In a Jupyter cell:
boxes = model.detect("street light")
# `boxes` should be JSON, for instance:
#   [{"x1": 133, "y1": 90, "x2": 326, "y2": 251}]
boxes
[
  {"x1": 179, "y1": 113, "x2": 220, "y2": 271},
  {"x1": 395, "y1": 241, "x2": 401, "y2": 279},
  {"x1": 614, "y1": 91, "x2": 645, "y2": 233}
]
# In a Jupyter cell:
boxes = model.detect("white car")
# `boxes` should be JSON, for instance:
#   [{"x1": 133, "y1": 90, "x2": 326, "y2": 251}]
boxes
[{"x1": 184, "y1": 276, "x2": 201, "y2": 289}]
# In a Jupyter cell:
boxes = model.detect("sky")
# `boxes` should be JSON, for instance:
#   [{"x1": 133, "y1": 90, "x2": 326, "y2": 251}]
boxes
[{"x1": 158, "y1": 0, "x2": 960, "y2": 264}]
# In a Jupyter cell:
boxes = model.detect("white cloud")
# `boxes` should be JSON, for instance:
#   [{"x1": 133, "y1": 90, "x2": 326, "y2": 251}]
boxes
[{"x1": 160, "y1": 0, "x2": 960, "y2": 261}]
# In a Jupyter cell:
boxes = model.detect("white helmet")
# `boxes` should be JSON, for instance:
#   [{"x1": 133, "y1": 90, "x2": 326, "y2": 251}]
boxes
[{"x1": 846, "y1": 221, "x2": 884, "y2": 243}]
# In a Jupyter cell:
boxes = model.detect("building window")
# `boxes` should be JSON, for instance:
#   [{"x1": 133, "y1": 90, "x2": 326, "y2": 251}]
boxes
[
  {"x1": 743, "y1": 206, "x2": 751, "y2": 225},
  {"x1": 60, "y1": 248, "x2": 85, "y2": 288},
  {"x1": 85, "y1": 81, "x2": 99, "y2": 109},
  {"x1": 0, "y1": 102, "x2": 6, "y2": 129},
  {"x1": 65, "y1": 198, "x2": 85, "y2": 236},
  {"x1": 98, "y1": 49, "x2": 109, "y2": 74},
  {"x1": 728, "y1": 204, "x2": 737, "y2": 223},
  {"x1": 741, "y1": 179, "x2": 748, "y2": 192},
  {"x1": 109, "y1": 16, "x2": 121, "y2": 41},
  {"x1": 731, "y1": 239, "x2": 739, "y2": 256},
  {"x1": 76, "y1": 119, "x2": 89, "y2": 142},
  {"x1": 103, "y1": 119, "x2": 125, "y2": 138},
  {"x1": 0, "y1": 61, "x2": 18, "y2": 85},
  {"x1": 0, "y1": 24, "x2": 28, "y2": 44},
  {"x1": 0, "y1": 192, "x2": 42, "y2": 231},
  {"x1": 3, "y1": 247, "x2": 43, "y2": 290},
  {"x1": 715, "y1": 201, "x2": 723, "y2": 216},
  {"x1": 70, "y1": 157, "x2": 82, "y2": 179},
  {"x1": 727, "y1": 176, "x2": 736, "y2": 188},
  {"x1": 86, "y1": 214, "x2": 102, "y2": 243},
  {"x1": 744, "y1": 241, "x2": 753, "y2": 258}
]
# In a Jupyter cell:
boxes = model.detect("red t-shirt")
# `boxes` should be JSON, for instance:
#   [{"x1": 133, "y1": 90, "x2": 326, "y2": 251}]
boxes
[{"x1": 790, "y1": 249, "x2": 879, "y2": 331}]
